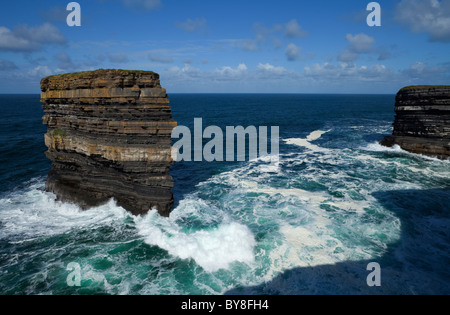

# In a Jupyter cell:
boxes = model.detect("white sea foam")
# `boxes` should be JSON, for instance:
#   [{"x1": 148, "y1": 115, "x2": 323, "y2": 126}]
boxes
[
  {"x1": 134, "y1": 207, "x2": 256, "y2": 273},
  {"x1": 361, "y1": 142, "x2": 405, "y2": 153},
  {"x1": 192, "y1": 141, "x2": 406, "y2": 285},
  {"x1": 361, "y1": 142, "x2": 450, "y2": 163},
  {"x1": 0, "y1": 181, "x2": 130, "y2": 241},
  {"x1": 250, "y1": 155, "x2": 281, "y2": 174},
  {"x1": 307, "y1": 130, "x2": 332, "y2": 142},
  {"x1": 284, "y1": 129, "x2": 332, "y2": 152}
]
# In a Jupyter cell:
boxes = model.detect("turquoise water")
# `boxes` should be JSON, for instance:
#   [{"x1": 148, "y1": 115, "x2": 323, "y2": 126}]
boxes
[{"x1": 0, "y1": 94, "x2": 449, "y2": 295}]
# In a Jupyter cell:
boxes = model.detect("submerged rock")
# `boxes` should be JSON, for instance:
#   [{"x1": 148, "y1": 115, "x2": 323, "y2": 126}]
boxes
[
  {"x1": 380, "y1": 85, "x2": 450, "y2": 159},
  {"x1": 41, "y1": 69, "x2": 177, "y2": 217}
]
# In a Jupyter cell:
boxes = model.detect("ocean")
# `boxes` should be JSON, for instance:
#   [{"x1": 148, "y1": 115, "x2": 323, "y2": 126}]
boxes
[{"x1": 0, "y1": 94, "x2": 449, "y2": 295}]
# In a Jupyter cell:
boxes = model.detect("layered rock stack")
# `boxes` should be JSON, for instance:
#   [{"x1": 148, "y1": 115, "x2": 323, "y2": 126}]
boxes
[
  {"x1": 380, "y1": 86, "x2": 450, "y2": 159},
  {"x1": 41, "y1": 69, "x2": 177, "y2": 217}
]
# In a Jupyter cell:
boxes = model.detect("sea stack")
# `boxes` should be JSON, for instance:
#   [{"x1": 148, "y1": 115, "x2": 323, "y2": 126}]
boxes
[
  {"x1": 380, "y1": 85, "x2": 450, "y2": 159},
  {"x1": 41, "y1": 69, "x2": 177, "y2": 217}
]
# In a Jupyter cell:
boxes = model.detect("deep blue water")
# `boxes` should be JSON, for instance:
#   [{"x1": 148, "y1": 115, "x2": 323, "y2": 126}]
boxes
[{"x1": 0, "y1": 94, "x2": 449, "y2": 295}]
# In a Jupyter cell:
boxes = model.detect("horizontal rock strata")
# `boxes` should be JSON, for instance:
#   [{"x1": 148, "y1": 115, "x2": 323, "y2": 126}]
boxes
[
  {"x1": 380, "y1": 86, "x2": 450, "y2": 159},
  {"x1": 41, "y1": 69, "x2": 177, "y2": 216}
]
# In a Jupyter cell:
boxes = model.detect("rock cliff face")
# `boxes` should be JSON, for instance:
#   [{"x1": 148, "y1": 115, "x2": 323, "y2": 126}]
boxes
[
  {"x1": 41, "y1": 69, "x2": 177, "y2": 217},
  {"x1": 380, "y1": 86, "x2": 450, "y2": 159}
]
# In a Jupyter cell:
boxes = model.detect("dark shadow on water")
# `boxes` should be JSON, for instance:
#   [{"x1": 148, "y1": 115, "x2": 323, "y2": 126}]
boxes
[{"x1": 225, "y1": 188, "x2": 450, "y2": 295}]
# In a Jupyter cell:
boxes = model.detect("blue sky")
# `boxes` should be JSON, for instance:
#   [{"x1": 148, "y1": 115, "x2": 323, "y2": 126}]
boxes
[{"x1": 0, "y1": 0, "x2": 449, "y2": 93}]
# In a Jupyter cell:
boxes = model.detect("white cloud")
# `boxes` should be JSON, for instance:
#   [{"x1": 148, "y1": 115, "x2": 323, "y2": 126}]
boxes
[
  {"x1": 284, "y1": 19, "x2": 308, "y2": 38},
  {"x1": 395, "y1": 0, "x2": 450, "y2": 42},
  {"x1": 257, "y1": 63, "x2": 289, "y2": 76},
  {"x1": 215, "y1": 63, "x2": 248, "y2": 77},
  {"x1": 15, "y1": 23, "x2": 66, "y2": 45},
  {"x1": 176, "y1": 18, "x2": 207, "y2": 32},
  {"x1": 28, "y1": 65, "x2": 54, "y2": 78},
  {"x1": 166, "y1": 64, "x2": 202, "y2": 78},
  {"x1": 345, "y1": 33, "x2": 376, "y2": 53},
  {"x1": 165, "y1": 62, "x2": 295, "y2": 85},
  {"x1": 338, "y1": 33, "x2": 377, "y2": 62},
  {"x1": 0, "y1": 23, "x2": 66, "y2": 52},
  {"x1": 402, "y1": 61, "x2": 448, "y2": 78},
  {"x1": 242, "y1": 19, "x2": 308, "y2": 52},
  {"x1": 168, "y1": 63, "x2": 248, "y2": 82},
  {"x1": 285, "y1": 43, "x2": 301, "y2": 61},
  {"x1": 0, "y1": 27, "x2": 35, "y2": 51},
  {"x1": 304, "y1": 62, "x2": 396, "y2": 82}
]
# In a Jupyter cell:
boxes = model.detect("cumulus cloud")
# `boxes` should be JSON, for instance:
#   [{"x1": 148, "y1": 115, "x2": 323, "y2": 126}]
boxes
[
  {"x1": 0, "y1": 23, "x2": 66, "y2": 52},
  {"x1": 257, "y1": 63, "x2": 289, "y2": 76},
  {"x1": 145, "y1": 59, "x2": 450, "y2": 93},
  {"x1": 395, "y1": 0, "x2": 450, "y2": 42},
  {"x1": 345, "y1": 33, "x2": 376, "y2": 53},
  {"x1": 402, "y1": 61, "x2": 448, "y2": 78},
  {"x1": 176, "y1": 18, "x2": 207, "y2": 32},
  {"x1": 167, "y1": 63, "x2": 248, "y2": 82},
  {"x1": 28, "y1": 65, "x2": 54, "y2": 78},
  {"x1": 166, "y1": 64, "x2": 202, "y2": 79},
  {"x1": 165, "y1": 63, "x2": 295, "y2": 85},
  {"x1": 304, "y1": 62, "x2": 396, "y2": 82},
  {"x1": 338, "y1": 33, "x2": 377, "y2": 62},
  {"x1": 242, "y1": 19, "x2": 307, "y2": 51},
  {"x1": 215, "y1": 63, "x2": 248, "y2": 76},
  {"x1": 285, "y1": 43, "x2": 301, "y2": 61},
  {"x1": 284, "y1": 19, "x2": 308, "y2": 38},
  {"x1": 0, "y1": 27, "x2": 34, "y2": 51}
]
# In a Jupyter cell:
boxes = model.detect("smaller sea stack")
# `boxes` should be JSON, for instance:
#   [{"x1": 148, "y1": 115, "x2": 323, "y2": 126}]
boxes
[
  {"x1": 380, "y1": 85, "x2": 450, "y2": 159},
  {"x1": 41, "y1": 69, "x2": 177, "y2": 217}
]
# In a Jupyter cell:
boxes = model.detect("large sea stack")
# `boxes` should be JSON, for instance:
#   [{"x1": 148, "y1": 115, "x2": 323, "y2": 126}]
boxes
[
  {"x1": 41, "y1": 69, "x2": 177, "y2": 217},
  {"x1": 380, "y1": 85, "x2": 450, "y2": 159}
]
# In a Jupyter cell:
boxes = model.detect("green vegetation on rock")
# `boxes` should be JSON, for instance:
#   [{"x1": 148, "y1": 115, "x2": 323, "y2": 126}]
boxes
[
  {"x1": 53, "y1": 129, "x2": 67, "y2": 137},
  {"x1": 45, "y1": 69, "x2": 157, "y2": 80},
  {"x1": 400, "y1": 85, "x2": 450, "y2": 92}
]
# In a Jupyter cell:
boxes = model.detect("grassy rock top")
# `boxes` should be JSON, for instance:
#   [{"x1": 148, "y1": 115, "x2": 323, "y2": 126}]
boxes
[
  {"x1": 44, "y1": 69, "x2": 158, "y2": 80},
  {"x1": 399, "y1": 85, "x2": 450, "y2": 92},
  {"x1": 41, "y1": 69, "x2": 161, "y2": 92}
]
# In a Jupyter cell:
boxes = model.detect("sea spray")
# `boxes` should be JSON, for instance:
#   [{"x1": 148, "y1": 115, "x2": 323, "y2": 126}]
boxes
[
  {"x1": 134, "y1": 208, "x2": 256, "y2": 273},
  {"x1": 0, "y1": 181, "x2": 130, "y2": 241}
]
